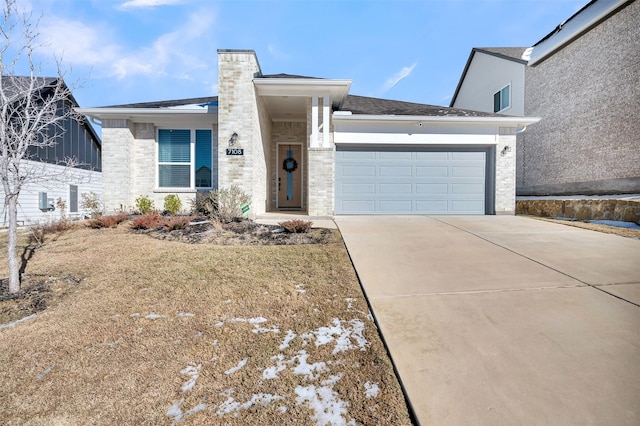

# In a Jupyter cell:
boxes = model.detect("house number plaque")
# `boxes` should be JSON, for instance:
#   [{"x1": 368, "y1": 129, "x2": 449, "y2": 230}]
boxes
[{"x1": 226, "y1": 148, "x2": 244, "y2": 156}]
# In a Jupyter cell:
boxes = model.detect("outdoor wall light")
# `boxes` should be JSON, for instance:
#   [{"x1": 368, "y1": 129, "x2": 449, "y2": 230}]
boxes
[
  {"x1": 229, "y1": 132, "x2": 238, "y2": 146},
  {"x1": 501, "y1": 145, "x2": 512, "y2": 156}
]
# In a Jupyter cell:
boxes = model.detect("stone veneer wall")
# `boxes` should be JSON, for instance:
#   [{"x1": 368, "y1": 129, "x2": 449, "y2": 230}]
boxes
[
  {"x1": 217, "y1": 50, "x2": 268, "y2": 215},
  {"x1": 306, "y1": 97, "x2": 334, "y2": 216},
  {"x1": 495, "y1": 128, "x2": 517, "y2": 214},
  {"x1": 519, "y1": 1, "x2": 640, "y2": 195},
  {"x1": 101, "y1": 119, "x2": 134, "y2": 212},
  {"x1": 516, "y1": 198, "x2": 640, "y2": 225}
]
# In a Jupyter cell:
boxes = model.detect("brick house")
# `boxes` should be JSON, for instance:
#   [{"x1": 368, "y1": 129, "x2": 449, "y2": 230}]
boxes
[
  {"x1": 451, "y1": 0, "x2": 639, "y2": 196},
  {"x1": 78, "y1": 50, "x2": 538, "y2": 216}
]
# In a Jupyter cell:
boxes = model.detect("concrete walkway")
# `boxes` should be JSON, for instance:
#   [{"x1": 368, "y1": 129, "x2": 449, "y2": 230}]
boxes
[{"x1": 335, "y1": 215, "x2": 640, "y2": 426}]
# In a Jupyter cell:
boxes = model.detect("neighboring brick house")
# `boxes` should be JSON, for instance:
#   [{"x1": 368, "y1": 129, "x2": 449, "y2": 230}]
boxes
[
  {"x1": 451, "y1": 0, "x2": 639, "y2": 196},
  {"x1": 79, "y1": 50, "x2": 538, "y2": 217},
  {"x1": 0, "y1": 77, "x2": 102, "y2": 225}
]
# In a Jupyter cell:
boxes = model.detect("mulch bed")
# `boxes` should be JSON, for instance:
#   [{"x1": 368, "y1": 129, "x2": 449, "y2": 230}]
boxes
[{"x1": 142, "y1": 219, "x2": 339, "y2": 245}]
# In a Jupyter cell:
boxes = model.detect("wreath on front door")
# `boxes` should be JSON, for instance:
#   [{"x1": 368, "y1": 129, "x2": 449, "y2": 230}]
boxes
[{"x1": 283, "y1": 157, "x2": 298, "y2": 173}]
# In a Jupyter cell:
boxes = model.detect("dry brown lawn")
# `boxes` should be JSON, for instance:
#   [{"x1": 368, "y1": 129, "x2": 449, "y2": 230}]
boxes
[{"x1": 0, "y1": 223, "x2": 412, "y2": 425}]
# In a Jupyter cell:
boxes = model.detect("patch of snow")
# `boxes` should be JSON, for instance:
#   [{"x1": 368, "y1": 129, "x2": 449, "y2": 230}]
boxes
[
  {"x1": 212, "y1": 340, "x2": 218, "y2": 346},
  {"x1": 140, "y1": 287, "x2": 148, "y2": 292},
  {"x1": 295, "y1": 383, "x2": 354, "y2": 426},
  {"x1": 313, "y1": 318, "x2": 368, "y2": 354},
  {"x1": 279, "y1": 330, "x2": 297, "y2": 350},
  {"x1": 214, "y1": 321, "x2": 224, "y2": 328},
  {"x1": 216, "y1": 392, "x2": 284, "y2": 417},
  {"x1": 279, "y1": 405, "x2": 287, "y2": 413},
  {"x1": 193, "y1": 331, "x2": 202, "y2": 338},
  {"x1": 36, "y1": 365, "x2": 54, "y2": 380},
  {"x1": 176, "y1": 312, "x2": 195, "y2": 318},
  {"x1": 263, "y1": 355, "x2": 286, "y2": 380},
  {"x1": 145, "y1": 313, "x2": 167, "y2": 320},
  {"x1": 364, "y1": 382, "x2": 380, "y2": 399},
  {"x1": 180, "y1": 364, "x2": 201, "y2": 392},
  {"x1": 296, "y1": 284, "x2": 306, "y2": 293},
  {"x1": 130, "y1": 313, "x2": 140, "y2": 318},
  {"x1": 174, "y1": 340, "x2": 182, "y2": 345},
  {"x1": 225, "y1": 358, "x2": 248, "y2": 375},
  {"x1": 322, "y1": 373, "x2": 343, "y2": 387},
  {"x1": 166, "y1": 398, "x2": 184, "y2": 424},
  {"x1": 290, "y1": 350, "x2": 328, "y2": 380},
  {"x1": 0, "y1": 313, "x2": 36, "y2": 330},
  {"x1": 225, "y1": 299, "x2": 232, "y2": 304}
]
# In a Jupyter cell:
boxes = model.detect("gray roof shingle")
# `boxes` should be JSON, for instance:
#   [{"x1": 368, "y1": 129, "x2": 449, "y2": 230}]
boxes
[
  {"x1": 104, "y1": 96, "x2": 218, "y2": 109},
  {"x1": 341, "y1": 95, "x2": 504, "y2": 117}
]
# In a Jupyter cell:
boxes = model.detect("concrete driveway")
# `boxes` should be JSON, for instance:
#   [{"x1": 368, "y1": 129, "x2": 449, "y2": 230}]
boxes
[{"x1": 335, "y1": 215, "x2": 640, "y2": 425}]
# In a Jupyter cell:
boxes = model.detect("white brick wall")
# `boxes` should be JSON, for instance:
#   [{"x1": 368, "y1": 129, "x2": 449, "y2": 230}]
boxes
[
  {"x1": 217, "y1": 50, "x2": 268, "y2": 215},
  {"x1": 495, "y1": 128, "x2": 517, "y2": 214}
]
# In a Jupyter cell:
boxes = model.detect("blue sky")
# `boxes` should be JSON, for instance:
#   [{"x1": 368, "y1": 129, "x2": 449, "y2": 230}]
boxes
[{"x1": 19, "y1": 0, "x2": 587, "y2": 109}]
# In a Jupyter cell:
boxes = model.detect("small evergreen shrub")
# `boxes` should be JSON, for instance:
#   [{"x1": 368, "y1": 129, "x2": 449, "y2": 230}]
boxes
[
  {"x1": 135, "y1": 195, "x2": 155, "y2": 215},
  {"x1": 86, "y1": 213, "x2": 129, "y2": 229},
  {"x1": 130, "y1": 213, "x2": 163, "y2": 230},
  {"x1": 80, "y1": 191, "x2": 102, "y2": 218},
  {"x1": 279, "y1": 219, "x2": 313, "y2": 233},
  {"x1": 163, "y1": 194, "x2": 182, "y2": 215}
]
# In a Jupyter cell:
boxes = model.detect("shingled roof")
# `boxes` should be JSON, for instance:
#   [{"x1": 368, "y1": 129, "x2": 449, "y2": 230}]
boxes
[
  {"x1": 341, "y1": 95, "x2": 504, "y2": 117},
  {"x1": 104, "y1": 96, "x2": 218, "y2": 109}
]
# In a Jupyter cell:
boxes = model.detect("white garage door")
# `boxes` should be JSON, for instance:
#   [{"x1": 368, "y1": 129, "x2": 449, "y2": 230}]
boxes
[{"x1": 335, "y1": 147, "x2": 487, "y2": 214}]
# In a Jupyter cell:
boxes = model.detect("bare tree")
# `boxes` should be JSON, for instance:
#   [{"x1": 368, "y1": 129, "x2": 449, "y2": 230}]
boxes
[{"x1": 1, "y1": 0, "x2": 80, "y2": 293}]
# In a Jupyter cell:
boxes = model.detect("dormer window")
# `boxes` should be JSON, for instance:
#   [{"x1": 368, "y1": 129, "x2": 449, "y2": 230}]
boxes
[{"x1": 493, "y1": 84, "x2": 510, "y2": 113}]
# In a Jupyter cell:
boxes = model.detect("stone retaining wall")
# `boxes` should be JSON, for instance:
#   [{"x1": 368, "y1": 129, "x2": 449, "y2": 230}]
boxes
[{"x1": 516, "y1": 199, "x2": 640, "y2": 225}]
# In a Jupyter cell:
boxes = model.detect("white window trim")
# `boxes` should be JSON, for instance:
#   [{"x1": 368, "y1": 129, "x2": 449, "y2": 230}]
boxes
[
  {"x1": 155, "y1": 128, "x2": 212, "y2": 192},
  {"x1": 494, "y1": 84, "x2": 511, "y2": 113}
]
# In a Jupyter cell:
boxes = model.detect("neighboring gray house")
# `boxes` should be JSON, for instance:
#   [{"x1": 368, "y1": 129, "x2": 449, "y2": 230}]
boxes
[
  {"x1": 451, "y1": 0, "x2": 639, "y2": 196},
  {"x1": 0, "y1": 77, "x2": 102, "y2": 225},
  {"x1": 78, "y1": 50, "x2": 538, "y2": 217}
]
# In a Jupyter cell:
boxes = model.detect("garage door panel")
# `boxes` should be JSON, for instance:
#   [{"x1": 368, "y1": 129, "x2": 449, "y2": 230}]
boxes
[
  {"x1": 416, "y1": 183, "x2": 449, "y2": 194},
  {"x1": 378, "y1": 200, "x2": 413, "y2": 213},
  {"x1": 415, "y1": 200, "x2": 450, "y2": 213},
  {"x1": 415, "y1": 166, "x2": 449, "y2": 177},
  {"x1": 451, "y1": 183, "x2": 484, "y2": 194},
  {"x1": 451, "y1": 166, "x2": 484, "y2": 177},
  {"x1": 379, "y1": 166, "x2": 412, "y2": 177},
  {"x1": 340, "y1": 183, "x2": 375, "y2": 195},
  {"x1": 379, "y1": 183, "x2": 412, "y2": 194},
  {"x1": 451, "y1": 152, "x2": 485, "y2": 160},
  {"x1": 451, "y1": 200, "x2": 485, "y2": 212},
  {"x1": 379, "y1": 151, "x2": 412, "y2": 160},
  {"x1": 335, "y1": 149, "x2": 487, "y2": 215},
  {"x1": 340, "y1": 151, "x2": 376, "y2": 160},
  {"x1": 340, "y1": 199, "x2": 376, "y2": 213},
  {"x1": 340, "y1": 165, "x2": 376, "y2": 177},
  {"x1": 415, "y1": 152, "x2": 449, "y2": 160}
]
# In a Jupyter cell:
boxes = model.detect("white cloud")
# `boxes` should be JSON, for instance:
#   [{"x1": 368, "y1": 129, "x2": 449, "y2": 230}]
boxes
[
  {"x1": 381, "y1": 62, "x2": 417, "y2": 93},
  {"x1": 37, "y1": 9, "x2": 216, "y2": 81},
  {"x1": 119, "y1": 0, "x2": 185, "y2": 9}
]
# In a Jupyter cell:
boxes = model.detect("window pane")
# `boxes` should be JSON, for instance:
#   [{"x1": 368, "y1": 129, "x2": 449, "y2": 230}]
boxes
[
  {"x1": 501, "y1": 85, "x2": 510, "y2": 110},
  {"x1": 159, "y1": 164, "x2": 190, "y2": 187},
  {"x1": 158, "y1": 129, "x2": 190, "y2": 162},
  {"x1": 195, "y1": 129, "x2": 212, "y2": 188},
  {"x1": 70, "y1": 185, "x2": 78, "y2": 213},
  {"x1": 493, "y1": 91, "x2": 501, "y2": 113}
]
